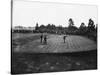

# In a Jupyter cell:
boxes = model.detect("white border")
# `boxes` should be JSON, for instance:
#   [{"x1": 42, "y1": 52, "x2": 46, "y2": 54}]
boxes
[{"x1": 0, "y1": 0, "x2": 99, "y2": 75}]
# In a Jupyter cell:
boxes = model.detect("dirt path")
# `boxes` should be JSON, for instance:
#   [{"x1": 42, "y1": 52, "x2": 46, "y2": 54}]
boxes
[{"x1": 14, "y1": 35, "x2": 97, "y2": 53}]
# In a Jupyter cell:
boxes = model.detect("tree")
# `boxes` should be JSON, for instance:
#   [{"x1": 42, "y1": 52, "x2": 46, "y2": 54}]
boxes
[
  {"x1": 79, "y1": 22, "x2": 86, "y2": 30},
  {"x1": 46, "y1": 24, "x2": 51, "y2": 29},
  {"x1": 40, "y1": 24, "x2": 45, "y2": 28},
  {"x1": 67, "y1": 18, "x2": 78, "y2": 34},
  {"x1": 58, "y1": 25, "x2": 63, "y2": 30},
  {"x1": 88, "y1": 19, "x2": 95, "y2": 32},
  {"x1": 79, "y1": 22, "x2": 87, "y2": 35},
  {"x1": 39, "y1": 24, "x2": 47, "y2": 33},
  {"x1": 35, "y1": 23, "x2": 39, "y2": 30},
  {"x1": 68, "y1": 18, "x2": 74, "y2": 27},
  {"x1": 80, "y1": 22, "x2": 85, "y2": 27}
]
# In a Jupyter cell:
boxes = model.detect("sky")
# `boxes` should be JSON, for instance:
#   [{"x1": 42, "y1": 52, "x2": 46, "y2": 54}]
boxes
[{"x1": 12, "y1": 0, "x2": 98, "y2": 27}]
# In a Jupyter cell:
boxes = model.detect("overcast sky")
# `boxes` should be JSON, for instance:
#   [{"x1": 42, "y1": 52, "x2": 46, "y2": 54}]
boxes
[{"x1": 12, "y1": 0, "x2": 98, "y2": 27}]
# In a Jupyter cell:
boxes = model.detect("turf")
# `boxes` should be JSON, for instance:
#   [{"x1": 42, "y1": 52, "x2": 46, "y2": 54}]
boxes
[{"x1": 11, "y1": 50, "x2": 97, "y2": 74}]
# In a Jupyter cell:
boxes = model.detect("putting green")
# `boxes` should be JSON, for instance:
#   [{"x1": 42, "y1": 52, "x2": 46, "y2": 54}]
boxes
[{"x1": 14, "y1": 35, "x2": 97, "y2": 53}]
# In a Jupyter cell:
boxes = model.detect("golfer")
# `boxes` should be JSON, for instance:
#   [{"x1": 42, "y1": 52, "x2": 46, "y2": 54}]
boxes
[
  {"x1": 40, "y1": 34, "x2": 43, "y2": 43},
  {"x1": 63, "y1": 36, "x2": 66, "y2": 43}
]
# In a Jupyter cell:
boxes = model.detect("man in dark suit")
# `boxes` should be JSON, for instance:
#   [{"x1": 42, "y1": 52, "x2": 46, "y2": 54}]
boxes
[
  {"x1": 63, "y1": 36, "x2": 66, "y2": 43},
  {"x1": 40, "y1": 33, "x2": 43, "y2": 43}
]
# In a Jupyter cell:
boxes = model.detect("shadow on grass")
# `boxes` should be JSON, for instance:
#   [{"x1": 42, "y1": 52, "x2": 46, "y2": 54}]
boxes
[{"x1": 11, "y1": 50, "x2": 97, "y2": 74}]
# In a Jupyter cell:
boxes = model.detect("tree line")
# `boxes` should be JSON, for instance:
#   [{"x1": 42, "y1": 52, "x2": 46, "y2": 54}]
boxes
[
  {"x1": 12, "y1": 18, "x2": 97, "y2": 41},
  {"x1": 35, "y1": 18, "x2": 97, "y2": 35},
  {"x1": 12, "y1": 18, "x2": 97, "y2": 35}
]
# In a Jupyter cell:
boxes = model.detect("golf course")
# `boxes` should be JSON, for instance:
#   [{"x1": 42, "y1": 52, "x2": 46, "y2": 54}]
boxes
[
  {"x1": 12, "y1": 33, "x2": 97, "y2": 53},
  {"x1": 11, "y1": 33, "x2": 97, "y2": 74}
]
